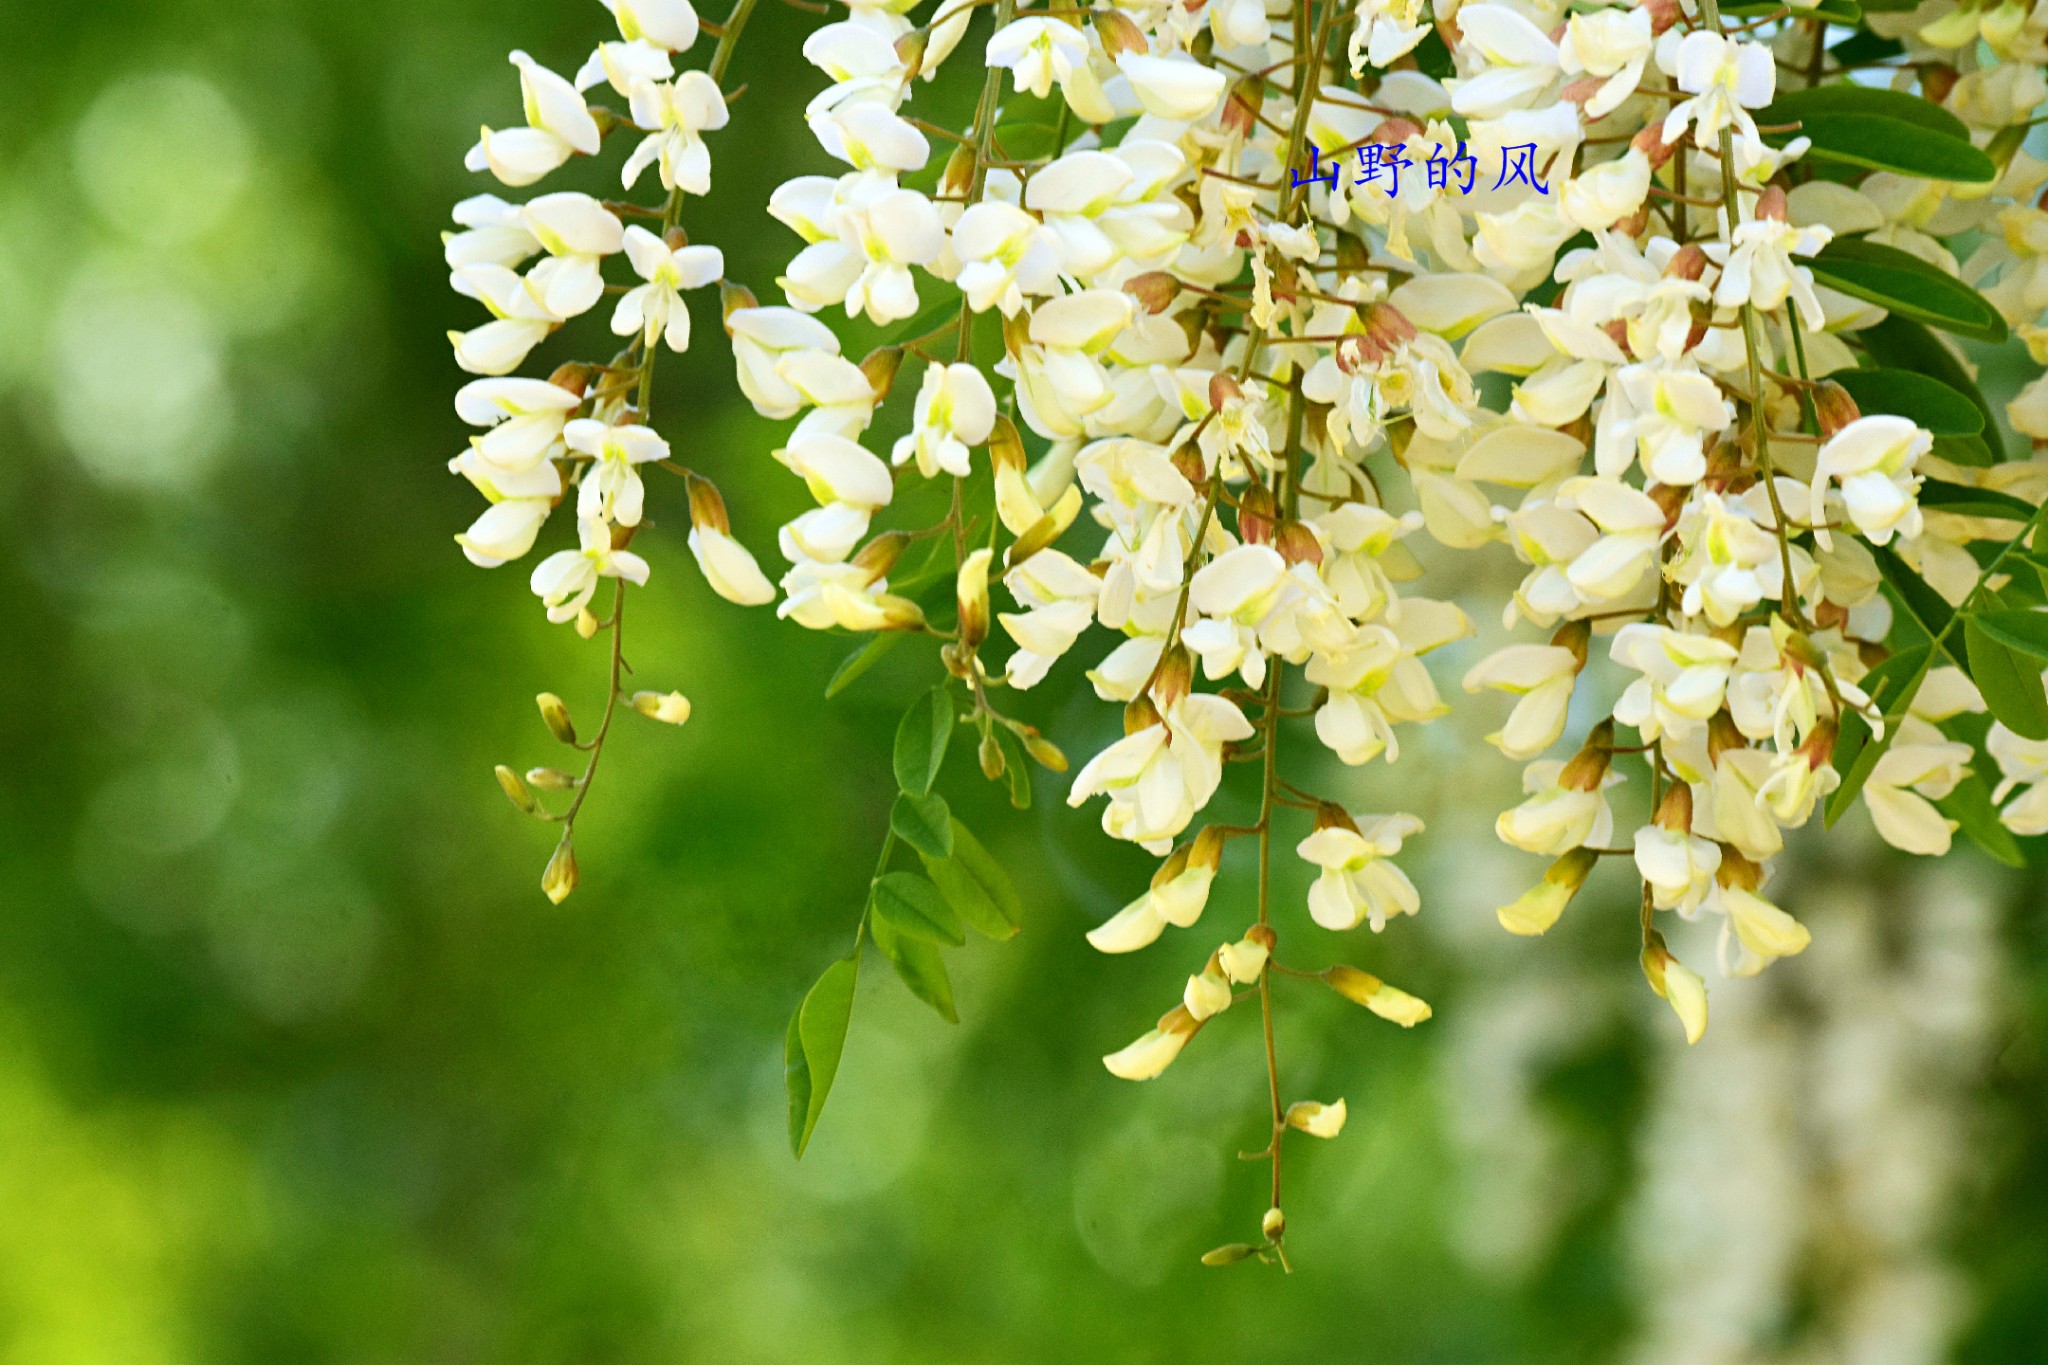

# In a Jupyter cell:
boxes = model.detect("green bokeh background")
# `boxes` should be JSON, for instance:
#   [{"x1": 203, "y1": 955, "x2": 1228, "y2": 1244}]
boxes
[{"x1": 3, "y1": 1, "x2": 2047, "y2": 1360}]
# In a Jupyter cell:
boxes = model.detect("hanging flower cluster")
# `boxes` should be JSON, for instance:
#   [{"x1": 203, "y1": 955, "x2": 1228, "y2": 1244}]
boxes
[{"x1": 445, "y1": 0, "x2": 2048, "y2": 1266}]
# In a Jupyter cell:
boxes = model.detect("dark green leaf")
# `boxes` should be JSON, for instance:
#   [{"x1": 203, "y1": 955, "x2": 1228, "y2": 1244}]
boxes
[
  {"x1": 1916, "y1": 480, "x2": 2037, "y2": 521},
  {"x1": 1827, "y1": 644, "x2": 1933, "y2": 827},
  {"x1": 890, "y1": 790, "x2": 954, "y2": 859},
  {"x1": 1966, "y1": 618, "x2": 2048, "y2": 740},
  {"x1": 871, "y1": 870, "x2": 965, "y2": 945},
  {"x1": 1758, "y1": 85, "x2": 1993, "y2": 183},
  {"x1": 1828, "y1": 30, "x2": 1903, "y2": 63},
  {"x1": 1972, "y1": 608, "x2": 2048, "y2": 660},
  {"x1": 1856, "y1": 316, "x2": 2003, "y2": 458},
  {"x1": 870, "y1": 914, "x2": 958, "y2": 1022},
  {"x1": 1936, "y1": 771, "x2": 2027, "y2": 868},
  {"x1": 1827, "y1": 369, "x2": 1981, "y2": 437},
  {"x1": 992, "y1": 725, "x2": 1032, "y2": 809},
  {"x1": 826, "y1": 633, "x2": 908, "y2": 698},
  {"x1": 785, "y1": 955, "x2": 858, "y2": 1157},
  {"x1": 1808, "y1": 239, "x2": 2007, "y2": 343},
  {"x1": 893, "y1": 686, "x2": 954, "y2": 796},
  {"x1": 944, "y1": 820, "x2": 1025, "y2": 933}
]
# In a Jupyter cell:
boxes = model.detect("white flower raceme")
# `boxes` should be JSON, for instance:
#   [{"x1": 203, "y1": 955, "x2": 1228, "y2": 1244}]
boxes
[
  {"x1": 1068, "y1": 695, "x2": 1255, "y2": 853},
  {"x1": 985, "y1": 17, "x2": 1090, "y2": 101},
  {"x1": 531, "y1": 515, "x2": 652, "y2": 622},
  {"x1": 1611, "y1": 624, "x2": 1740, "y2": 744},
  {"x1": 1000, "y1": 549, "x2": 1103, "y2": 687},
  {"x1": 892, "y1": 362, "x2": 996, "y2": 478},
  {"x1": 611, "y1": 228, "x2": 723, "y2": 351},
  {"x1": 780, "y1": 173, "x2": 945, "y2": 324},
  {"x1": 1297, "y1": 814, "x2": 1425, "y2": 931},
  {"x1": 1708, "y1": 211, "x2": 1832, "y2": 327},
  {"x1": 448, "y1": 263, "x2": 570, "y2": 375},
  {"x1": 456, "y1": 377, "x2": 582, "y2": 472},
  {"x1": 727, "y1": 307, "x2": 842, "y2": 419},
  {"x1": 1497, "y1": 754, "x2": 1618, "y2": 856},
  {"x1": 1559, "y1": 7, "x2": 1652, "y2": 118},
  {"x1": 468, "y1": 52, "x2": 603, "y2": 187},
  {"x1": 1810, "y1": 414, "x2": 1930, "y2": 548},
  {"x1": 950, "y1": 201, "x2": 1061, "y2": 315}
]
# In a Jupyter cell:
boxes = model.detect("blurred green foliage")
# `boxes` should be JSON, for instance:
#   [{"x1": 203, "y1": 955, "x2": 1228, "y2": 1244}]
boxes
[{"x1": 3, "y1": 0, "x2": 2048, "y2": 1360}]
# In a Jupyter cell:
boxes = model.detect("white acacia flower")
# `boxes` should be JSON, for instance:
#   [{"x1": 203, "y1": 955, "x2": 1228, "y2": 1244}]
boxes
[
  {"x1": 727, "y1": 307, "x2": 841, "y2": 419},
  {"x1": 1297, "y1": 815, "x2": 1424, "y2": 931},
  {"x1": 1068, "y1": 695, "x2": 1255, "y2": 853},
  {"x1": 1716, "y1": 885, "x2": 1811, "y2": 978},
  {"x1": 623, "y1": 71, "x2": 730, "y2": 193},
  {"x1": 986, "y1": 17, "x2": 1089, "y2": 100},
  {"x1": 456, "y1": 377, "x2": 582, "y2": 471},
  {"x1": 602, "y1": 0, "x2": 701, "y2": 52},
  {"x1": 1285, "y1": 1099, "x2": 1348, "y2": 1138},
  {"x1": 777, "y1": 431, "x2": 894, "y2": 510},
  {"x1": 1086, "y1": 850, "x2": 1217, "y2": 952},
  {"x1": 1558, "y1": 475, "x2": 1666, "y2": 603},
  {"x1": 1001, "y1": 549, "x2": 1104, "y2": 688},
  {"x1": 1611, "y1": 623, "x2": 1739, "y2": 745},
  {"x1": 1497, "y1": 758, "x2": 1617, "y2": 855},
  {"x1": 1559, "y1": 8, "x2": 1652, "y2": 118},
  {"x1": 1810, "y1": 414, "x2": 1930, "y2": 548},
  {"x1": 1597, "y1": 363, "x2": 1733, "y2": 487},
  {"x1": 576, "y1": 40, "x2": 675, "y2": 100},
  {"x1": 950, "y1": 201, "x2": 1061, "y2": 315},
  {"x1": 518, "y1": 193, "x2": 626, "y2": 319},
  {"x1": 1634, "y1": 823, "x2": 1721, "y2": 913},
  {"x1": 1116, "y1": 53, "x2": 1228, "y2": 121},
  {"x1": 531, "y1": 516, "x2": 651, "y2": 622},
  {"x1": 448, "y1": 263, "x2": 567, "y2": 375},
  {"x1": 1102, "y1": 1012, "x2": 1196, "y2": 1080},
  {"x1": 1864, "y1": 729, "x2": 1970, "y2": 855},
  {"x1": 781, "y1": 175, "x2": 944, "y2": 324},
  {"x1": 1349, "y1": 0, "x2": 1430, "y2": 72},
  {"x1": 1449, "y1": 4, "x2": 1561, "y2": 120},
  {"x1": 1660, "y1": 31, "x2": 1774, "y2": 161},
  {"x1": 1989, "y1": 722, "x2": 2048, "y2": 834},
  {"x1": 1463, "y1": 644, "x2": 1579, "y2": 760},
  {"x1": 1709, "y1": 214, "x2": 1832, "y2": 328},
  {"x1": 467, "y1": 51, "x2": 602, "y2": 187},
  {"x1": 611, "y1": 227, "x2": 723, "y2": 351},
  {"x1": 892, "y1": 362, "x2": 996, "y2": 478},
  {"x1": 456, "y1": 495, "x2": 556, "y2": 569},
  {"x1": 565, "y1": 418, "x2": 669, "y2": 527},
  {"x1": 446, "y1": 194, "x2": 541, "y2": 271}
]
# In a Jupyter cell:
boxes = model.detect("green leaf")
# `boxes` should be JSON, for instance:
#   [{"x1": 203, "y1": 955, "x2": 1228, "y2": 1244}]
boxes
[
  {"x1": 1758, "y1": 85, "x2": 1994, "y2": 183},
  {"x1": 785, "y1": 955, "x2": 859, "y2": 1158},
  {"x1": 921, "y1": 831, "x2": 1020, "y2": 942},
  {"x1": 1856, "y1": 316, "x2": 2004, "y2": 459},
  {"x1": 1936, "y1": 771, "x2": 2027, "y2": 868},
  {"x1": 1972, "y1": 608, "x2": 2048, "y2": 660},
  {"x1": 1826, "y1": 644, "x2": 1933, "y2": 827},
  {"x1": 826, "y1": 632, "x2": 908, "y2": 698},
  {"x1": 1872, "y1": 543, "x2": 1961, "y2": 649},
  {"x1": 870, "y1": 914, "x2": 958, "y2": 1022},
  {"x1": 938, "y1": 820, "x2": 1024, "y2": 936},
  {"x1": 1828, "y1": 30, "x2": 1903, "y2": 63},
  {"x1": 870, "y1": 870, "x2": 965, "y2": 946},
  {"x1": 1827, "y1": 369, "x2": 1982, "y2": 438},
  {"x1": 890, "y1": 790, "x2": 954, "y2": 860},
  {"x1": 1916, "y1": 481, "x2": 2037, "y2": 521},
  {"x1": 893, "y1": 686, "x2": 954, "y2": 796},
  {"x1": 1808, "y1": 239, "x2": 2008, "y2": 343},
  {"x1": 992, "y1": 725, "x2": 1033, "y2": 809},
  {"x1": 1966, "y1": 618, "x2": 2048, "y2": 740}
]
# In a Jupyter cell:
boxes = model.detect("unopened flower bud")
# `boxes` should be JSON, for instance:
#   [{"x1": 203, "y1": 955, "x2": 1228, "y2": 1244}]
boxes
[
  {"x1": 526, "y1": 766, "x2": 578, "y2": 791},
  {"x1": 545, "y1": 362, "x2": 593, "y2": 397},
  {"x1": 1170, "y1": 440, "x2": 1208, "y2": 486},
  {"x1": 1275, "y1": 520, "x2": 1323, "y2": 567},
  {"x1": 957, "y1": 547, "x2": 992, "y2": 651},
  {"x1": 1550, "y1": 618, "x2": 1591, "y2": 670},
  {"x1": 1754, "y1": 184, "x2": 1789, "y2": 223},
  {"x1": 1222, "y1": 73, "x2": 1264, "y2": 138},
  {"x1": 1020, "y1": 727, "x2": 1069, "y2": 772},
  {"x1": 859, "y1": 345, "x2": 904, "y2": 402},
  {"x1": 542, "y1": 837, "x2": 579, "y2": 905},
  {"x1": 1665, "y1": 243, "x2": 1709, "y2": 282},
  {"x1": 575, "y1": 606, "x2": 601, "y2": 639},
  {"x1": 1208, "y1": 371, "x2": 1243, "y2": 412},
  {"x1": 662, "y1": 225, "x2": 691, "y2": 252},
  {"x1": 1152, "y1": 644, "x2": 1194, "y2": 710},
  {"x1": 940, "y1": 143, "x2": 976, "y2": 199},
  {"x1": 1238, "y1": 484, "x2": 1278, "y2": 545},
  {"x1": 874, "y1": 594, "x2": 928, "y2": 632},
  {"x1": 1260, "y1": 1207, "x2": 1286, "y2": 1239},
  {"x1": 537, "y1": 692, "x2": 577, "y2": 745},
  {"x1": 495, "y1": 764, "x2": 538, "y2": 814},
  {"x1": 1631, "y1": 121, "x2": 1677, "y2": 167},
  {"x1": 979, "y1": 728, "x2": 1006, "y2": 780},
  {"x1": 1812, "y1": 380, "x2": 1861, "y2": 438},
  {"x1": 1184, "y1": 959, "x2": 1233, "y2": 1020},
  {"x1": 1642, "y1": 0, "x2": 1682, "y2": 34},
  {"x1": 1093, "y1": 8, "x2": 1147, "y2": 58},
  {"x1": 1217, "y1": 933, "x2": 1269, "y2": 983},
  {"x1": 719, "y1": 279, "x2": 758, "y2": 325},
  {"x1": 1497, "y1": 846, "x2": 1599, "y2": 936},
  {"x1": 893, "y1": 26, "x2": 926, "y2": 79},
  {"x1": 1202, "y1": 1242, "x2": 1258, "y2": 1267},
  {"x1": 987, "y1": 413, "x2": 1026, "y2": 472},
  {"x1": 1558, "y1": 720, "x2": 1616, "y2": 791},
  {"x1": 631, "y1": 690, "x2": 692, "y2": 725},
  {"x1": 1124, "y1": 270, "x2": 1181, "y2": 314},
  {"x1": 1641, "y1": 931, "x2": 1708, "y2": 1044},
  {"x1": 852, "y1": 530, "x2": 910, "y2": 580},
  {"x1": 685, "y1": 473, "x2": 732, "y2": 535},
  {"x1": 1652, "y1": 782, "x2": 1693, "y2": 834},
  {"x1": 1362, "y1": 302, "x2": 1416, "y2": 350}
]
